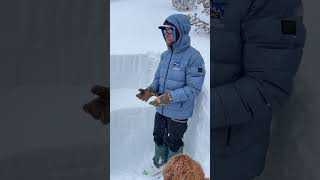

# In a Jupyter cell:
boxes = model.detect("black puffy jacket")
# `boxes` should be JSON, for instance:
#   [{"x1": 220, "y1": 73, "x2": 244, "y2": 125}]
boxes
[{"x1": 211, "y1": 0, "x2": 306, "y2": 179}]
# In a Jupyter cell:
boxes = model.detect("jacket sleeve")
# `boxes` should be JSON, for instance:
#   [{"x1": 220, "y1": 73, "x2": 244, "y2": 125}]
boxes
[
  {"x1": 212, "y1": 0, "x2": 306, "y2": 129},
  {"x1": 149, "y1": 54, "x2": 162, "y2": 92},
  {"x1": 169, "y1": 51, "x2": 206, "y2": 103}
]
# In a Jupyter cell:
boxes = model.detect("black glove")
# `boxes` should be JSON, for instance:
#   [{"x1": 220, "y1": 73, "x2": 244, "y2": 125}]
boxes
[
  {"x1": 83, "y1": 85, "x2": 109, "y2": 125},
  {"x1": 91, "y1": 85, "x2": 108, "y2": 99}
]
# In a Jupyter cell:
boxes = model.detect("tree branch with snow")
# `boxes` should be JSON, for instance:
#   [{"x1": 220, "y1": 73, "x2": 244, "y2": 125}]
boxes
[{"x1": 172, "y1": 0, "x2": 210, "y2": 33}]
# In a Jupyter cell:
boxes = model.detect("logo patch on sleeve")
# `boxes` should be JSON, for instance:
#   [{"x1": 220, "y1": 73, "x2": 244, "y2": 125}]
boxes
[
  {"x1": 281, "y1": 20, "x2": 296, "y2": 35},
  {"x1": 198, "y1": 67, "x2": 203, "y2": 72}
]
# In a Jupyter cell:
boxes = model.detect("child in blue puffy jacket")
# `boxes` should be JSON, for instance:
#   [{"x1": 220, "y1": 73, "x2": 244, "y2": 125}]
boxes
[{"x1": 136, "y1": 14, "x2": 205, "y2": 169}]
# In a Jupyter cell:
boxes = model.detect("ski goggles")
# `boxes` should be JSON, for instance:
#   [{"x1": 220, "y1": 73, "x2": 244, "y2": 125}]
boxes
[
  {"x1": 159, "y1": 25, "x2": 177, "y2": 42},
  {"x1": 162, "y1": 27, "x2": 175, "y2": 35}
]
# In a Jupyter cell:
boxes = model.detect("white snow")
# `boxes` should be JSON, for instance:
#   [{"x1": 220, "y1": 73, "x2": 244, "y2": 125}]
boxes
[{"x1": 111, "y1": 0, "x2": 210, "y2": 179}]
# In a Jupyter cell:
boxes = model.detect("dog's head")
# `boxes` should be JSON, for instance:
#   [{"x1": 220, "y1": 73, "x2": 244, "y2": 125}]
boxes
[{"x1": 162, "y1": 154, "x2": 209, "y2": 180}]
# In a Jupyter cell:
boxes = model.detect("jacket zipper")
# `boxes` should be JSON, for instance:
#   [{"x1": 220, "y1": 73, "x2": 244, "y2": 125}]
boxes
[
  {"x1": 216, "y1": 89, "x2": 232, "y2": 148},
  {"x1": 162, "y1": 48, "x2": 174, "y2": 114}
]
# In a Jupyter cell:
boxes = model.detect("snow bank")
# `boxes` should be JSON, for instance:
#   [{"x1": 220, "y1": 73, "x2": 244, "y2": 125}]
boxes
[
  {"x1": 110, "y1": 53, "x2": 159, "y2": 89},
  {"x1": 111, "y1": 106, "x2": 154, "y2": 173}
]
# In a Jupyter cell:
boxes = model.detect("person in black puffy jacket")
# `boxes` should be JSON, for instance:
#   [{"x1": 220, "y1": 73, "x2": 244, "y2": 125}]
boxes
[{"x1": 211, "y1": 0, "x2": 306, "y2": 179}]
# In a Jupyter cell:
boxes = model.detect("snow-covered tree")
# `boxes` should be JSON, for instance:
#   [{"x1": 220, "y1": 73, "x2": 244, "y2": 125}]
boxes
[
  {"x1": 172, "y1": 0, "x2": 197, "y2": 11},
  {"x1": 172, "y1": 0, "x2": 210, "y2": 33},
  {"x1": 192, "y1": 0, "x2": 210, "y2": 33}
]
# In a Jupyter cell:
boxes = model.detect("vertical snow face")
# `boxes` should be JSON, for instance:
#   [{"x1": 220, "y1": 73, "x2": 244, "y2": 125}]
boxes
[
  {"x1": 110, "y1": 53, "x2": 210, "y2": 179},
  {"x1": 184, "y1": 86, "x2": 210, "y2": 175},
  {"x1": 110, "y1": 53, "x2": 159, "y2": 89},
  {"x1": 111, "y1": 107, "x2": 155, "y2": 173},
  {"x1": 110, "y1": 53, "x2": 160, "y2": 178}
]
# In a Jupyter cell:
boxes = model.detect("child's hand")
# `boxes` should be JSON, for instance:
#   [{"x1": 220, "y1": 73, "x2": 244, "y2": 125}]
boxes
[
  {"x1": 136, "y1": 87, "x2": 157, "y2": 102},
  {"x1": 149, "y1": 92, "x2": 172, "y2": 106}
]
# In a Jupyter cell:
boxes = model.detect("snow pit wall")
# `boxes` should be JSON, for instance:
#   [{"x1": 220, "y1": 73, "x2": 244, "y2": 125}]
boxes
[
  {"x1": 111, "y1": 107, "x2": 155, "y2": 173},
  {"x1": 110, "y1": 54, "x2": 159, "y2": 89}
]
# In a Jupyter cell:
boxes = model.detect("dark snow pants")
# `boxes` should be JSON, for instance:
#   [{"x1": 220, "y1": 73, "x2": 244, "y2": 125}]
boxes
[{"x1": 153, "y1": 112, "x2": 188, "y2": 152}]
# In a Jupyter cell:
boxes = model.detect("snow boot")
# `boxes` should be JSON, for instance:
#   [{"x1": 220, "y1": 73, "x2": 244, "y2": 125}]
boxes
[
  {"x1": 167, "y1": 146, "x2": 183, "y2": 161},
  {"x1": 153, "y1": 143, "x2": 168, "y2": 168},
  {"x1": 142, "y1": 162, "x2": 162, "y2": 178}
]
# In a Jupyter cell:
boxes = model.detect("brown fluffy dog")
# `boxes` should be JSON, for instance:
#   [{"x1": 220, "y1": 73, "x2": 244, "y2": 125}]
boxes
[{"x1": 162, "y1": 154, "x2": 209, "y2": 180}]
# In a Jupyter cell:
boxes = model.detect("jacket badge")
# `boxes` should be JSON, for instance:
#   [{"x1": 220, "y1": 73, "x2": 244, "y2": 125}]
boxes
[
  {"x1": 172, "y1": 62, "x2": 181, "y2": 71},
  {"x1": 211, "y1": 1, "x2": 226, "y2": 28}
]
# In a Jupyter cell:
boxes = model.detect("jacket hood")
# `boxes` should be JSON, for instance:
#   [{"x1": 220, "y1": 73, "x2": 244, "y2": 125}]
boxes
[{"x1": 163, "y1": 14, "x2": 191, "y2": 53}]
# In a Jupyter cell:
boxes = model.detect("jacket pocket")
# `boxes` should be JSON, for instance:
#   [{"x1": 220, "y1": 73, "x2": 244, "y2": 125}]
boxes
[
  {"x1": 212, "y1": 127, "x2": 234, "y2": 156},
  {"x1": 213, "y1": 124, "x2": 247, "y2": 156}
]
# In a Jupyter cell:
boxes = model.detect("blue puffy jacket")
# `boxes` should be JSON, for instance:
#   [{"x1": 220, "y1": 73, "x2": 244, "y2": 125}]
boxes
[{"x1": 149, "y1": 14, "x2": 206, "y2": 120}]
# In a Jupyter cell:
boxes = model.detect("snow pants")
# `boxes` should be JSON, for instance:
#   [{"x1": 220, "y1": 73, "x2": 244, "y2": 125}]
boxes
[{"x1": 153, "y1": 112, "x2": 188, "y2": 152}]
